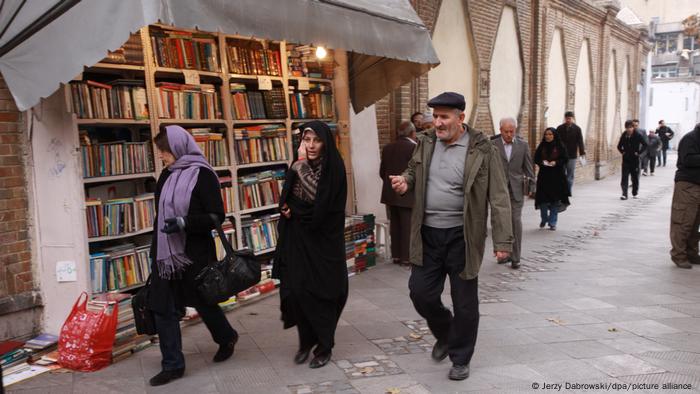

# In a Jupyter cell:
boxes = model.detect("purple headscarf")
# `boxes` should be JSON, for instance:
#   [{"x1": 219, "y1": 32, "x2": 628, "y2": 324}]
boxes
[{"x1": 156, "y1": 125, "x2": 215, "y2": 279}]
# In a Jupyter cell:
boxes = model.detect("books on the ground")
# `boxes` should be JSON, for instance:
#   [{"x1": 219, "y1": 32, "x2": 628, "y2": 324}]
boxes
[
  {"x1": 150, "y1": 28, "x2": 220, "y2": 71},
  {"x1": 233, "y1": 125, "x2": 289, "y2": 164},
  {"x1": 23, "y1": 334, "x2": 58, "y2": 351}
]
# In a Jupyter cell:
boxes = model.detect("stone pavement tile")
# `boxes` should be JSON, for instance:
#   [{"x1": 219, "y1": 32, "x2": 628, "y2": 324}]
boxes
[
  {"x1": 468, "y1": 346, "x2": 519, "y2": 368},
  {"x1": 475, "y1": 364, "x2": 547, "y2": 389},
  {"x1": 412, "y1": 370, "x2": 494, "y2": 393},
  {"x1": 144, "y1": 355, "x2": 218, "y2": 394},
  {"x1": 582, "y1": 354, "x2": 665, "y2": 377},
  {"x1": 647, "y1": 332, "x2": 700, "y2": 353},
  {"x1": 498, "y1": 343, "x2": 572, "y2": 364},
  {"x1": 579, "y1": 308, "x2": 648, "y2": 323},
  {"x1": 340, "y1": 309, "x2": 400, "y2": 324},
  {"x1": 371, "y1": 336, "x2": 432, "y2": 356},
  {"x1": 7, "y1": 386, "x2": 73, "y2": 394},
  {"x1": 527, "y1": 359, "x2": 610, "y2": 381},
  {"x1": 69, "y1": 354, "x2": 147, "y2": 394},
  {"x1": 613, "y1": 320, "x2": 682, "y2": 336},
  {"x1": 478, "y1": 303, "x2": 532, "y2": 316},
  {"x1": 536, "y1": 311, "x2": 604, "y2": 326},
  {"x1": 289, "y1": 380, "x2": 358, "y2": 394},
  {"x1": 262, "y1": 345, "x2": 347, "y2": 385},
  {"x1": 618, "y1": 372, "x2": 700, "y2": 393},
  {"x1": 665, "y1": 303, "x2": 700, "y2": 317},
  {"x1": 598, "y1": 337, "x2": 673, "y2": 354},
  {"x1": 387, "y1": 308, "x2": 423, "y2": 321},
  {"x1": 655, "y1": 317, "x2": 700, "y2": 333},
  {"x1": 475, "y1": 328, "x2": 539, "y2": 348},
  {"x1": 391, "y1": 353, "x2": 449, "y2": 374},
  {"x1": 343, "y1": 297, "x2": 381, "y2": 312},
  {"x1": 624, "y1": 306, "x2": 691, "y2": 319},
  {"x1": 559, "y1": 297, "x2": 616, "y2": 310},
  {"x1": 550, "y1": 340, "x2": 623, "y2": 359},
  {"x1": 349, "y1": 374, "x2": 431, "y2": 394},
  {"x1": 335, "y1": 325, "x2": 371, "y2": 344},
  {"x1": 3, "y1": 370, "x2": 73, "y2": 391},
  {"x1": 637, "y1": 353, "x2": 700, "y2": 378},
  {"x1": 518, "y1": 326, "x2": 589, "y2": 343},
  {"x1": 211, "y1": 365, "x2": 284, "y2": 393},
  {"x1": 248, "y1": 324, "x2": 299, "y2": 349},
  {"x1": 510, "y1": 298, "x2": 574, "y2": 314},
  {"x1": 353, "y1": 321, "x2": 413, "y2": 340},
  {"x1": 332, "y1": 341, "x2": 384, "y2": 359},
  {"x1": 237, "y1": 314, "x2": 283, "y2": 334},
  {"x1": 486, "y1": 313, "x2": 554, "y2": 329},
  {"x1": 204, "y1": 348, "x2": 274, "y2": 370},
  {"x1": 564, "y1": 323, "x2": 636, "y2": 340}
]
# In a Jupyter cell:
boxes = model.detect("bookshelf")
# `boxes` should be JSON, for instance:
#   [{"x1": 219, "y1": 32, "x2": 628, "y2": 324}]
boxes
[{"x1": 65, "y1": 25, "x2": 338, "y2": 297}]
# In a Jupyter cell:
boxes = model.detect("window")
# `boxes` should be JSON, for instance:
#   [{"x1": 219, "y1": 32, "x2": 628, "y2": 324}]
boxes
[
  {"x1": 683, "y1": 35, "x2": 698, "y2": 51},
  {"x1": 652, "y1": 65, "x2": 679, "y2": 78},
  {"x1": 655, "y1": 33, "x2": 679, "y2": 54}
]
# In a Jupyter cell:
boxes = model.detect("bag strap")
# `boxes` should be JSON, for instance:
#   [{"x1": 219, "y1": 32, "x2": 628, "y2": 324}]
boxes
[{"x1": 209, "y1": 213, "x2": 235, "y2": 257}]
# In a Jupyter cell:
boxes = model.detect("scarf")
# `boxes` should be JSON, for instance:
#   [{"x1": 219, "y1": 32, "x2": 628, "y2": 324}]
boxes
[{"x1": 156, "y1": 125, "x2": 214, "y2": 279}]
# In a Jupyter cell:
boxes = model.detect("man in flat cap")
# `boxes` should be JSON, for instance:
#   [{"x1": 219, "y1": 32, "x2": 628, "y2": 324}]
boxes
[{"x1": 391, "y1": 92, "x2": 513, "y2": 381}]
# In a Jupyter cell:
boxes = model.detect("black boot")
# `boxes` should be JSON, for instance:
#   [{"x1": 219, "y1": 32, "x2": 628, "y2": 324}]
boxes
[
  {"x1": 294, "y1": 348, "x2": 312, "y2": 364},
  {"x1": 213, "y1": 335, "x2": 238, "y2": 363},
  {"x1": 149, "y1": 368, "x2": 185, "y2": 386},
  {"x1": 309, "y1": 352, "x2": 332, "y2": 369}
]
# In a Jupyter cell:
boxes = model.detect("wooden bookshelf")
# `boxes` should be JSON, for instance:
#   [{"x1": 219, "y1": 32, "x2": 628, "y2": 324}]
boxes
[{"x1": 67, "y1": 24, "x2": 338, "y2": 296}]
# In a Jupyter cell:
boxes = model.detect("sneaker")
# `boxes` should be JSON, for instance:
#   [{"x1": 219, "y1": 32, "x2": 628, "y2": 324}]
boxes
[
  {"x1": 431, "y1": 340, "x2": 449, "y2": 362},
  {"x1": 675, "y1": 261, "x2": 693, "y2": 269},
  {"x1": 448, "y1": 364, "x2": 470, "y2": 381},
  {"x1": 149, "y1": 368, "x2": 185, "y2": 386},
  {"x1": 213, "y1": 335, "x2": 238, "y2": 363},
  {"x1": 620, "y1": 195, "x2": 628, "y2": 200},
  {"x1": 651, "y1": 172, "x2": 655, "y2": 176},
  {"x1": 632, "y1": 195, "x2": 638, "y2": 199},
  {"x1": 642, "y1": 171, "x2": 648, "y2": 176}
]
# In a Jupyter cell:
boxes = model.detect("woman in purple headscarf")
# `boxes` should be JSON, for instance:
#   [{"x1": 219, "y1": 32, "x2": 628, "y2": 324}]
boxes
[{"x1": 146, "y1": 126, "x2": 238, "y2": 386}]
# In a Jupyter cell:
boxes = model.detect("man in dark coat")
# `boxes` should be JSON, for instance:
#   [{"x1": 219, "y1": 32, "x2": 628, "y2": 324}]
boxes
[
  {"x1": 380, "y1": 121, "x2": 417, "y2": 265},
  {"x1": 556, "y1": 111, "x2": 586, "y2": 195},
  {"x1": 617, "y1": 120, "x2": 648, "y2": 200},
  {"x1": 643, "y1": 130, "x2": 661, "y2": 176},
  {"x1": 670, "y1": 123, "x2": 700, "y2": 269},
  {"x1": 656, "y1": 120, "x2": 675, "y2": 166}
]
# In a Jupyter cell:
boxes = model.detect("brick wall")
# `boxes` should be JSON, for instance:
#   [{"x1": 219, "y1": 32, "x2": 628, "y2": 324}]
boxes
[
  {"x1": 376, "y1": 0, "x2": 650, "y2": 181},
  {"x1": 0, "y1": 75, "x2": 40, "y2": 340}
]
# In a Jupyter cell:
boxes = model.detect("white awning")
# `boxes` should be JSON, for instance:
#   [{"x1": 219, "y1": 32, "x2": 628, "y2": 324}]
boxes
[{"x1": 0, "y1": 0, "x2": 439, "y2": 112}]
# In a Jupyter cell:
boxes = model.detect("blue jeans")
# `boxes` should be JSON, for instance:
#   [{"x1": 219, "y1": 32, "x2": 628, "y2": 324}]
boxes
[
  {"x1": 565, "y1": 159, "x2": 577, "y2": 195},
  {"x1": 539, "y1": 202, "x2": 559, "y2": 228}
]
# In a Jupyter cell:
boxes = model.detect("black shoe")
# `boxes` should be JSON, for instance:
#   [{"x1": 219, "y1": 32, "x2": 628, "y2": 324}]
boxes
[
  {"x1": 294, "y1": 348, "x2": 312, "y2": 364},
  {"x1": 149, "y1": 368, "x2": 185, "y2": 386},
  {"x1": 620, "y1": 195, "x2": 628, "y2": 200},
  {"x1": 549, "y1": 226, "x2": 556, "y2": 231},
  {"x1": 213, "y1": 335, "x2": 238, "y2": 363},
  {"x1": 431, "y1": 340, "x2": 449, "y2": 362},
  {"x1": 510, "y1": 260, "x2": 520, "y2": 269},
  {"x1": 497, "y1": 257, "x2": 511, "y2": 265},
  {"x1": 309, "y1": 352, "x2": 332, "y2": 369},
  {"x1": 448, "y1": 364, "x2": 470, "y2": 381},
  {"x1": 539, "y1": 221, "x2": 546, "y2": 229}
]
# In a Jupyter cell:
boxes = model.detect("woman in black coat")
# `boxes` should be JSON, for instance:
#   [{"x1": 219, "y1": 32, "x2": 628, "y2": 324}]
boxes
[
  {"x1": 147, "y1": 125, "x2": 238, "y2": 386},
  {"x1": 273, "y1": 121, "x2": 348, "y2": 369},
  {"x1": 534, "y1": 127, "x2": 570, "y2": 230}
]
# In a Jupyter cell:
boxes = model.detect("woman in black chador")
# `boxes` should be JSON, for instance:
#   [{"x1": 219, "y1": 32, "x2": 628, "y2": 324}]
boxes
[
  {"x1": 534, "y1": 127, "x2": 571, "y2": 230},
  {"x1": 273, "y1": 121, "x2": 348, "y2": 369}
]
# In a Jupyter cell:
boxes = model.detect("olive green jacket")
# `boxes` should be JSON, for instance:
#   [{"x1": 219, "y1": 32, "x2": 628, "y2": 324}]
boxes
[{"x1": 401, "y1": 125, "x2": 514, "y2": 279}]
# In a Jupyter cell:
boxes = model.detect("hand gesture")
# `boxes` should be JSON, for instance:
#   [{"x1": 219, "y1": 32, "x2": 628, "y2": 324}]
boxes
[
  {"x1": 389, "y1": 175, "x2": 408, "y2": 195},
  {"x1": 281, "y1": 203, "x2": 291, "y2": 219},
  {"x1": 297, "y1": 144, "x2": 306, "y2": 160}
]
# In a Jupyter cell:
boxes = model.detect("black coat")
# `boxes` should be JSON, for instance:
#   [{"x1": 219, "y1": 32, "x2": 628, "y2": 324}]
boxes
[
  {"x1": 148, "y1": 168, "x2": 224, "y2": 315},
  {"x1": 656, "y1": 126, "x2": 675, "y2": 149},
  {"x1": 556, "y1": 123, "x2": 586, "y2": 158},
  {"x1": 534, "y1": 141, "x2": 570, "y2": 209},
  {"x1": 617, "y1": 131, "x2": 648, "y2": 165},
  {"x1": 675, "y1": 125, "x2": 700, "y2": 185},
  {"x1": 379, "y1": 137, "x2": 416, "y2": 207}
]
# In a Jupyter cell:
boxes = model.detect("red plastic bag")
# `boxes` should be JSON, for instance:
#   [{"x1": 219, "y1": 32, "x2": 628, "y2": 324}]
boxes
[{"x1": 58, "y1": 292, "x2": 118, "y2": 371}]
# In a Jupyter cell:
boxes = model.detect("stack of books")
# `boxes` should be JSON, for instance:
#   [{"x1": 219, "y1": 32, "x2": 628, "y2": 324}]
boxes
[
  {"x1": 89, "y1": 244, "x2": 151, "y2": 293},
  {"x1": 189, "y1": 128, "x2": 229, "y2": 167},
  {"x1": 156, "y1": 82, "x2": 222, "y2": 120},
  {"x1": 241, "y1": 213, "x2": 280, "y2": 253},
  {"x1": 134, "y1": 193, "x2": 155, "y2": 231},
  {"x1": 230, "y1": 84, "x2": 287, "y2": 119},
  {"x1": 219, "y1": 176, "x2": 235, "y2": 213},
  {"x1": 101, "y1": 33, "x2": 144, "y2": 66},
  {"x1": 70, "y1": 80, "x2": 149, "y2": 120},
  {"x1": 289, "y1": 83, "x2": 334, "y2": 119},
  {"x1": 238, "y1": 168, "x2": 286, "y2": 210},
  {"x1": 80, "y1": 140, "x2": 154, "y2": 178},
  {"x1": 85, "y1": 197, "x2": 139, "y2": 238},
  {"x1": 286, "y1": 44, "x2": 334, "y2": 79},
  {"x1": 150, "y1": 29, "x2": 219, "y2": 71},
  {"x1": 233, "y1": 125, "x2": 289, "y2": 164},
  {"x1": 226, "y1": 40, "x2": 282, "y2": 76},
  {"x1": 343, "y1": 214, "x2": 376, "y2": 275}
]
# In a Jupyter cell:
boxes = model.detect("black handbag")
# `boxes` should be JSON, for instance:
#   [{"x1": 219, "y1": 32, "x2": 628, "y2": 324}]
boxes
[
  {"x1": 195, "y1": 215, "x2": 261, "y2": 305},
  {"x1": 131, "y1": 275, "x2": 157, "y2": 335}
]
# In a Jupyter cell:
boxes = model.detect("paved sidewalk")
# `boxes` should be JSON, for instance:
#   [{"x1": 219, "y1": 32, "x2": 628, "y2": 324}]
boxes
[{"x1": 9, "y1": 156, "x2": 700, "y2": 393}]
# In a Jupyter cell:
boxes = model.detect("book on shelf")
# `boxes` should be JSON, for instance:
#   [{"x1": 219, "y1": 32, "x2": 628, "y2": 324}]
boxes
[
  {"x1": 289, "y1": 82, "x2": 334, "y2": 119},
  {"x1": 240, "y1": 213, "x2": 280, "y2": 253},
  {"x1": 90, "y1": 244, "x2": 151, "y2": 293},
  {"x1": 233, "y1": 125, "x2": 289, "y2": 164},
  {"x1": 80, "y1": 140, "x2": 154, "y2": 178},
  {"x1": 230, "y1": 84, "x2": 287, "y2": 120},
  {"x1": 212, "y1": 220, "x2": 236, "y2": 259},
  {"x1": 238, "y1": 168, "x2": 286, "y2": 210},
  {"x1": 189, "y1": 128, "x2": 229, "y2": 167},
  {"x1": 286, "y1": 44, "x2": 334, "y2": 79},
  {"x1": 134, "y1": 193, "x2": 155, "y2": 230},
  {"x1": 219, "y1": 176, "x2": 235, "y2": 213},
  {"x1": 70, "y1": 80, "x2": 148, "y2": 120},
  {"x1": 156, "y1": 82, "x2": 222, "y2": 120},
  {"x1": 101, "y1": 33, "x2": 144, "y2": 66},
  {"x1": 86, "y1": 196, "x2": 154, "y2": 238},
  {"x1": 227, "y1": 40, "x2": 282, "y2": 76},
  {"x1": 150, "y1": 28, "x2": 220, "y2": 72}
]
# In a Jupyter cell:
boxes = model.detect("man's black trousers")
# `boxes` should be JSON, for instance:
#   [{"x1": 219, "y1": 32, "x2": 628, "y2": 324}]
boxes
[
  {"x1": 621, "y1": 160, "x2": 640, "y2": 197},
  {"x1": 408, "y1": 225, "x2": 479, "y2": 366}
]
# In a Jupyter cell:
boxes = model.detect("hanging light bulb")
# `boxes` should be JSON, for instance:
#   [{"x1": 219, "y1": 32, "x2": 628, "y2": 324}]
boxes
[{"x1": 315, "y1": 46, "x2": 327, "y2": 59}]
